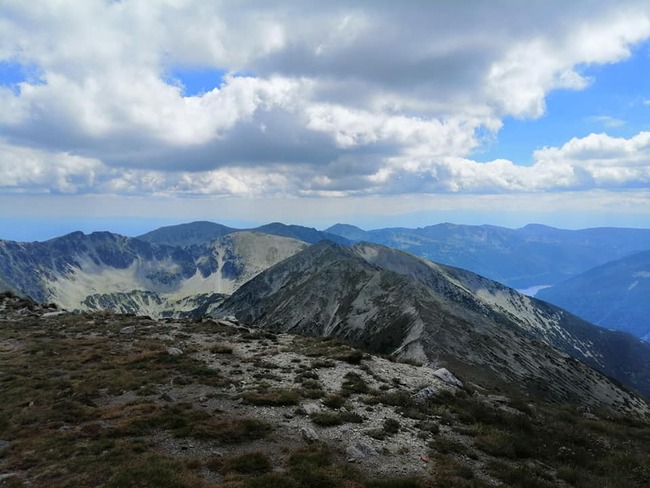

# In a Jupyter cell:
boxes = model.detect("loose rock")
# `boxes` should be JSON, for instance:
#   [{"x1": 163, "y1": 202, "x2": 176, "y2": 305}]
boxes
[
  {"x1": 412, "y1": 386, "x2": 438, "y2": 404},
  {"x1": 301, "y1": 426, "x2": 320, "y2": 443},
  {"x1": 433, "y1": 368, "x2": 463, "y2": 388},
  {"x1": 346, "y1": 441, "x2": 378, "y2": 461}
]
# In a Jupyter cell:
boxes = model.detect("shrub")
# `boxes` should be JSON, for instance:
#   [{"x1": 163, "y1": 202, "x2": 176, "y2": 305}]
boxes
[
  {"x1": 242, "y1": 388, "x2": 301, "y2": 406},
  {"x1": 323, "y1": 394, "x2": 346, "y2": 410},
  {"x1": 341, "y1": 372, "x2": 369, "y2": 395},
  {"x1": 210, "y1": 344, "x2": 233, "y2": 354},
  {"x1": 383, "y1": 418, "x2": 400, "y2": 435},
  {"x1": 311, "y1": 411, "x2": 364, "y2": 426}
]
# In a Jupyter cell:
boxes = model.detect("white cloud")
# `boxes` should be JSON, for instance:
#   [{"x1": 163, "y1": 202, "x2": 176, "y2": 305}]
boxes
[
  {"x1": 0, "y1": 142, "x2": 104, "y2": 193},
  {"x1": 0, "y1": 0, "x2": 650, "y2": 201},
  {"x1": 587, "y1": 115, "x2": 625, "y2": 128}
]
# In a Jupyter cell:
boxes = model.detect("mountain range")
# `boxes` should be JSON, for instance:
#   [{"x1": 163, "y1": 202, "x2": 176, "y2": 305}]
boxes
[
  {"x1": 0, "y1": 230, "x2": 307, "y2": 317},
  {"x1": 125, "y1": 219, "x2": 650, "y2": 292},
  {"x1": 325, "y1": 222, "x2": 650, "y2": 289},
  {"x1": 137, "y1": 221, "x2": 350, "y2": 247},
  {"x1": 538, "y1": 250, "x2": 650, "y2": 341},
  {"x1": 2, "y1": 220, "x2": 650, "y2": 411}
]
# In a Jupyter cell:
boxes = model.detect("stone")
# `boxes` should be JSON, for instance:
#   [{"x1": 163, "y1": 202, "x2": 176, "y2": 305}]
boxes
[
  {"x1": 300, "y1": 426, "x2": 320, "y2": 443},
  {"x1": 216, "y1": 319, "x2": 236, "y2": 327},
  {"x1": 433, "y1": 368, "x2": 463, "y2": 388},
  {"x1": 346, "y1": 441, "x2": 378, "y2": 461},
  {"x1": 119, "y1": 326, "x2": 136, "y2": 334},
  {"x1": 41, "y1": 311, "x2": 66, "y2": 318},
  {"x1": 167, "y1": 347, "x2": 183, "y2": 356},
  {"x1": 487, "y1": 394, "x2": 509, "y2": 403},
  {"x1": 302, "y1": 402, "x2": 321, "y2": 415},
  {"x1": 412, "y1": 386, "x2": 438, "y2": 404},
  {"x1": 160, "y1": 392, "x2": 176, "y2": 402}
]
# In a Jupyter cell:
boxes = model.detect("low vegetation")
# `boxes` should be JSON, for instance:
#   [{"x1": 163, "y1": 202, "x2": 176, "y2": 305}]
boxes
[{"x1": 1, "y1": 295, "x2": 649, "y2": 487}]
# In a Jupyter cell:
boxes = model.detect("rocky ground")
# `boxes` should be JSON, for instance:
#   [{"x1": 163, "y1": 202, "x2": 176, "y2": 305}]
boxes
[{"x1": 1, "y1": 292, "x2": 649, "y2": 487}]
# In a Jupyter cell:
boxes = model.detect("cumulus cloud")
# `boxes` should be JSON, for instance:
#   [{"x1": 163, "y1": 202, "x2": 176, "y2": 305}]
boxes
[{"x1": 0, "y1": 0, "x2": 650, "y2": 199}]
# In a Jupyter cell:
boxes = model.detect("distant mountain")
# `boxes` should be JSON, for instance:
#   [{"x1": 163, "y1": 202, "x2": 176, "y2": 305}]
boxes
[
  {"x1": 137, "y1": 221, "x2": 350, "y2": 247},
  {"x1": 537, "y1": 251, "x2": 650, "y2": 341},
  {"x1": 136, "y1": 221, "x2": 236, "y2": 247},
  {"x1": 0, "y1": 231, "x2": 307, "y2": 317},
  {"x1": 252, "y1": 222, "x2": 350, "y2": 245},
  {"x1": 325, "y1": 223, "x2": 650, "y2": 289},
  {"x1": 217, "y1": 241, "x2": 650, "y2": 404}
]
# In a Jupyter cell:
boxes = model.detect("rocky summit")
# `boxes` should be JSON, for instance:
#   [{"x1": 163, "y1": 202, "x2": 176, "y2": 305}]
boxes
[{"x1": 1, "y1": 292, "x2": 649, "y2": 488}]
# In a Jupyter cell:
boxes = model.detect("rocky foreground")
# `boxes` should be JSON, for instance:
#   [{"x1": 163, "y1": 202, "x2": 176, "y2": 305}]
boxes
[{"x1": 1, "y1": 293, "x2": 649, "y2": 487}]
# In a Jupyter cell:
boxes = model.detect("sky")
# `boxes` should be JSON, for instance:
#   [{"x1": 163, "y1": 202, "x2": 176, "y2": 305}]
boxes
[{"x1": 1, "y1": 0, "x2": 650, "y2": 241}]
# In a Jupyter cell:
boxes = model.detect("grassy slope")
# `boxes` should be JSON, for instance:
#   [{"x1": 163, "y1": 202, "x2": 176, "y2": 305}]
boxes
[{"x1": 1, "y1": 294, "x2": 649, "y2": 487}]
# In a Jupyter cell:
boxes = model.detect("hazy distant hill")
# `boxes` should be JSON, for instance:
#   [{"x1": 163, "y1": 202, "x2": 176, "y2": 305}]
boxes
[
  {"x1": 137, "y1": 221, "x2": 349, "y2": 247},
  {"x1": 137, "y1": 221, "x2": 235, "y2": 247},
  {"x1": 253, "y1": 222, "x2": 350, "y2": 245},
  {"x1": 325, "y1": 222, "x2": 650, "y2": 289},
  {"x1": 218, "y1": 241, "x2": 650, "y2": 401},
  {"x1": 537, "y1": 251, "x2": 650, "y2": 341}
]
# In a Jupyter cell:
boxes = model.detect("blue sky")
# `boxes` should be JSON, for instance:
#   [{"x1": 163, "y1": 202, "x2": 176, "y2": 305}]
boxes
[
  {"x1": 476, "y1": 42, "x2": 650, "y2": 165},
  {"x1": 1, "y1": 1, "x2": 650, "y2": 241}
]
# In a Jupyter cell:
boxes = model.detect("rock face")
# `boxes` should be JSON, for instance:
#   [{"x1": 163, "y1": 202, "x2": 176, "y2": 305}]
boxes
[
  {"x1": 217, "y1": 241, "x2": 650, "y2": 406},
  {"x1": 0, "y1": 231, "x2": 307, "y2": 317},
  {"x1": 537, "y1": 250, "x2": 650, "y2": 340}
]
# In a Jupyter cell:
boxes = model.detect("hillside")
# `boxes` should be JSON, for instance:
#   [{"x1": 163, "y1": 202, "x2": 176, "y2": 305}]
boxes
[
  {"x1": 1, "y1": 292, "x2": 649, "y2": 488},
  {"x1": 537, "y1": 250, "x2": 650, "y2": 341},
  {"x1": 0, "y1": 231, "x2": 307, "y2": 317},
  {"x1": 217, "y1": 241, "x2": 650, "y2": 402}
]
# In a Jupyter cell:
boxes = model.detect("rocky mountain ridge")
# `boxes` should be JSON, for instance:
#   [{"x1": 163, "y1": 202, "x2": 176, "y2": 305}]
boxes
[
  {"x1": 217, "y1": 241, "x2": 650, "y2": 402},
  {"x1": 0, "y1": 230, "x2": 307, "y2": 317}
]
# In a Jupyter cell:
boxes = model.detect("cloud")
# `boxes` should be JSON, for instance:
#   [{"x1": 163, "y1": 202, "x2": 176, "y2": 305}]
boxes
[
  {"x1": 0, "y1": 142, "x2": 104, "y2": 194},
  {"x1": 587, "y1": 115, "x2": 625, "y2": 128},
  {"x1": 0, "y1": 1, "x2": 650, "y2": 199}
]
